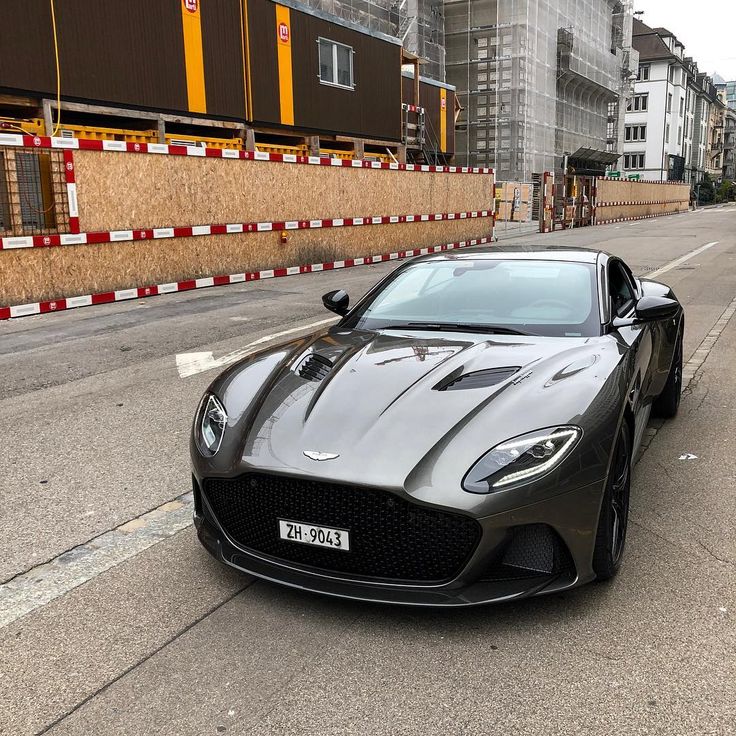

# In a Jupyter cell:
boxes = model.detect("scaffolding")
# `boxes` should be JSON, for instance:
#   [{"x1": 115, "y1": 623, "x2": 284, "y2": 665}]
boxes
[
  {"x1": 301, "y1": 0, "x2": 402, "y2": 38},
  {"x1": 303, "y1": 0, "x2": 446, "y2": 81},
  {"x1": 445, "y1": 0, "x2": 637, "y2": 179},
  {"x1": 401, "y1": 0, "x2": 446, "y2": 81}
]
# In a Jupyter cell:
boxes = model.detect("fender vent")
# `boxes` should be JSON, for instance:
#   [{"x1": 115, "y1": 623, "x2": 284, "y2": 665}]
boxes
[
  {"x1": 296, "y1": 353, "x2": 333, "y2": 382},
  {"x1": 435, "y1": 366, "x2": 520, "y2": 391}
]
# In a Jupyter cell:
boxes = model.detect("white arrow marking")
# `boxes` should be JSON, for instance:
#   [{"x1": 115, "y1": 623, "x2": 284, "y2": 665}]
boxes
[
  {"x1": 176, "y1": 317, "x2": 338, "y2": 378},
  {"x1": 678, "y1": 453, "x2": 698, "y2": 461}
]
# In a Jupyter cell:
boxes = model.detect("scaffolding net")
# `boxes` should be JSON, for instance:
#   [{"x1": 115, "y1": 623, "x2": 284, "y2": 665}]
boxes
[{"x1": 445, "y1": 0, "x2": 636, "y2": 179}]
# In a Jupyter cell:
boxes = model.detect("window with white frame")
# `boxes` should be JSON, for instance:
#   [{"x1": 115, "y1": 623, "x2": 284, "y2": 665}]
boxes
[
  {"x1": 625, "y1": 124, "x2": 646, "y2": 142},
  {"x1": 626, "y1": 93, "x2": 648, "y2": 112},
  {"x1": 318, "y1": 38, "x2": 354, "y2": 90},
  {"x1": 637, "y1": 64, "x2": 650, "y2": 81},
  {"x1": 624, "y1": 153, "x2": 645, "y2": 169}
]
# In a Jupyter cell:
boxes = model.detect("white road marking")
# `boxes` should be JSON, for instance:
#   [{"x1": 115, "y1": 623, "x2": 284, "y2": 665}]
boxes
[
  {"x1": 176, "y1": 317, "x2": 338, "y2": 378},
  {"x1": 0, "y1": 493, "x2": 194, "y2": 629},
  {"x1": 647, "y1": 241, "x2": 720, "y2": 279}
]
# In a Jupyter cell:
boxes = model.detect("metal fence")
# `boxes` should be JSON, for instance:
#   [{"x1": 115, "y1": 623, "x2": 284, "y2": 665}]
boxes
[{"x1": 0, "y1": 148, "x2": 70, "y2": 236}]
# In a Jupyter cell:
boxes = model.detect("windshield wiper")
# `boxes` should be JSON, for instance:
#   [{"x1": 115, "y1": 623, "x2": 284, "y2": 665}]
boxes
[{"x1": 380, "y1": 322, "x2": 534, "y2": 336}]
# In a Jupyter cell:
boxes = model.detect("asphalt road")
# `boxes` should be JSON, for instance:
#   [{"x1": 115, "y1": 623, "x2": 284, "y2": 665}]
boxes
[{"x1": 1, "y1": 207, "x2": 735, "y2": 735}]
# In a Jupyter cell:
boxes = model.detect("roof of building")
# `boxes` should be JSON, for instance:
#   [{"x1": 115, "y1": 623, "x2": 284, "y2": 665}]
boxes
[{"x1": 632, "y1": 19, "x2": 677, "y2": 62}]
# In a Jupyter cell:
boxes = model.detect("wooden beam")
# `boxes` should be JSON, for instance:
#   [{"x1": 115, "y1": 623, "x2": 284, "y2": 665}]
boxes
[
  {"x1": 157, "y1": 117, "x2": 166, "y2": 144},
  {"x1": 42, "y1": 99, "x2": 54, "y2": 136},
  {"x1": 45, "y1": 100, "x2": 244, "y2": 130},
  {"x1": 0, "y1": 93, "x2": 41, "y2": 110}
]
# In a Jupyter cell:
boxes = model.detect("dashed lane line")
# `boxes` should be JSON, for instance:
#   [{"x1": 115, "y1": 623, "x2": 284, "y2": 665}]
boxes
[{"x1": 646, "y1": 241, "x2": 720, "y2": 279}]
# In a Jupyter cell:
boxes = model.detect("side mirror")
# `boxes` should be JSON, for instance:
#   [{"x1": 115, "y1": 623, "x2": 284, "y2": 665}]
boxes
[
  {"x1": 634, "y1": 295, "x2": 679, "y2": 322},
  {"x1": 322, "y1": 289, "x2": 350, "y2": 316}
]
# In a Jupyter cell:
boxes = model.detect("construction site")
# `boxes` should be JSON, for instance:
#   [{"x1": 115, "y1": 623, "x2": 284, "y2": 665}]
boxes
[{"x1": 0, "y1": 0, "x2": 693, "y2": 318}]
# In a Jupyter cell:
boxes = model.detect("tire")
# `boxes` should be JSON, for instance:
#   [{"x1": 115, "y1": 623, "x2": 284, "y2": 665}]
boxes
[
  {"x1": 592, "y1": 422, "x2": 631, "y2": 581},
  {"x1": 653, "y1": 330, "x2": 683, "y2": 419}
]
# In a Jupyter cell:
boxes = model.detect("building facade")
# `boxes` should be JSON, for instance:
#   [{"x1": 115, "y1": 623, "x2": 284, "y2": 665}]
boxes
[
  {"x1": 624, "y1": 20, "x2": 723, "y2": 183},
  {"x1": 725, "y1": 80, "x2": 736, "y2": 111},
  {"x1": 724, "y1": 108, "x2": 736, "y2": 181},
  {"x1": 303, "y1": 0, "x2": 446, "y2": 81},
  {"x1": 443, "y1": 0, "x2": 636, "y2": 179}
]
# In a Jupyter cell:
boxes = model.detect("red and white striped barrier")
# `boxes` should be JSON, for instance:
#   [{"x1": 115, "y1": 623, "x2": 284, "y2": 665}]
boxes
[
  {"x1": 0, "y1": 236, "x2": 492, "y2": 320},
  {"x1": 401, "y1": 103, "x2": 425, "y2": 114},
  {"x1": 598, "y1": 176, "x2": 687, "y2": 185},
  {"x1": 62, "y1": 149, "x2": 80, "y2": 233},
  {"x1": 597, "y1": 199, "x2": 689, "y2": 207},
  {"x1": 0, "y1": 210, "x2": 492, "y2": 251},
  {"x1": 0, "y1": 134, "x2": 491, "y2": 175},
  {"x1": 596, "y1": 211, "x2": 688, "y2": 225}
]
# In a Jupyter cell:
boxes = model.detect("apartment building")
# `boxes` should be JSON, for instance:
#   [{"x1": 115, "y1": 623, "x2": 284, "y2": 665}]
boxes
[
  {"x1": 625, "y1": 19, "x2": 728, "y2": 183},
  {"x1": 625, "y1": 20, "x2": 689, "y2": 181}
]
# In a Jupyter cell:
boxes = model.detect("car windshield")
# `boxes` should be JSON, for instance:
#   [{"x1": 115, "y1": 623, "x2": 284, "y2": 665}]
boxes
[{"x1": 343, "y1": 258, "x2": 600, "y2": 337}]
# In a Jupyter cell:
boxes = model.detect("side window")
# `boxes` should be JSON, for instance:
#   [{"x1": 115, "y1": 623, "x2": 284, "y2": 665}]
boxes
[
  {"x1": 318, "y1": 38, "x2": 354, "y2": 90},
  {"x1": 608, "y1": 261, "x2": 635, "y2": 317}
]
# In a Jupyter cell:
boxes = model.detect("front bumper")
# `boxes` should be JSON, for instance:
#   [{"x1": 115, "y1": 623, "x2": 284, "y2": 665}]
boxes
[{"x1": 193, "y1": 476, "x2": 604, "y2": 607}]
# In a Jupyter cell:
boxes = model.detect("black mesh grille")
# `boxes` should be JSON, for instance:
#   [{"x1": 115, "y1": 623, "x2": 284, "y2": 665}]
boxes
[
  {"x1": 202, "y1": 475, "x2": 482, "y2": 584},
  {"x1": 479, "y1": 524, "x2": 575, "y2": 582}
]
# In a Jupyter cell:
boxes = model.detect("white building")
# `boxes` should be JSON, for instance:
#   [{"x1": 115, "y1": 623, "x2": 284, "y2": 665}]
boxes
[{"x1": 624, "y1": 20, "x2": 698, "y2": 182}]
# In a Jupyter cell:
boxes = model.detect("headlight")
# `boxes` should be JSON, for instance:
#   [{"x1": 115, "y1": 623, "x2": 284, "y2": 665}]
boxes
[
  {"x1": 197, "y1": 394, "x2": 228, "y2": 455},
  {"x1": 462, "y1": 426, "x2": 582, "y2": 493}
]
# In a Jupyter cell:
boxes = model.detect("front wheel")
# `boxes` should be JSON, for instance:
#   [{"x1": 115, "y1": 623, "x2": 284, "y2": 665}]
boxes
[
  {"x1": 653, "y1": 331, "x2": 683, "y2": 418},
  {"x1": 592, "y1": 422, "x2": 631, "y2": 581}
]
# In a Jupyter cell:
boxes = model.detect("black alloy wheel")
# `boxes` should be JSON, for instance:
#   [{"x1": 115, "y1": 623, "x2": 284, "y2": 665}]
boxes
[{"x1": 592, "y1": 422, "x2": 631, "y2": 581}]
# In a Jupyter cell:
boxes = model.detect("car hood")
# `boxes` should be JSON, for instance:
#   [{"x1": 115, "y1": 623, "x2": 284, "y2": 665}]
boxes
[{"x1": 211, "y1": 326, "x2": 626, "y2": 509}]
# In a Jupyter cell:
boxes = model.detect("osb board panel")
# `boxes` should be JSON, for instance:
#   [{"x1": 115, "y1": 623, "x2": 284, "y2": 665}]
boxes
[
  {"x1": 1, "y1": 218, "x2": 492, "y2": 305},
  {"x1": 495, "y1": 183, "x2": 532, "y2": 202},
  {"x1": 495, "y1": 202, "x2": 530, "y2": 222},
  {"x1": 600, "y1": 201, "x2": 687, "y2": 221},
  {"x1": 74, "y1": 151, "x2": 494, "y2": 232},
  {"x1": 596, "y1": 179, "x2": 689, "y2": 205}
]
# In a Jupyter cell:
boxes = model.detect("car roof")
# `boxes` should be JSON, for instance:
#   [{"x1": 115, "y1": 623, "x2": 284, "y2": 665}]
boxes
[{"x1": 417, "y1": 245, "x2": 605, "y2": 265}]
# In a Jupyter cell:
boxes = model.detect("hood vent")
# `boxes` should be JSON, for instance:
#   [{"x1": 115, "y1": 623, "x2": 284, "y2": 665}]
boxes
[
  {"x1": 435, "y1": 366, "x2": 520, "y2": 391},
  {"x1": 296, "y1": 353, "x2": 334, "y2": 382}
]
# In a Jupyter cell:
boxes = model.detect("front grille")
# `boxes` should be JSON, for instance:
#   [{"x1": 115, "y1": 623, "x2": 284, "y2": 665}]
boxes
[
  {"x1": 479, "y1": 524, "x2": 575, "y2": 582},
  {"x1": 202, "y1": 474, "x2": 482, "y2": 584}
]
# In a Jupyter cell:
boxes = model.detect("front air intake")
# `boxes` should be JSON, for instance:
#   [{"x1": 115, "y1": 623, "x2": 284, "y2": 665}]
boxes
[
  {"x1": 435, "y1": 366, "x2": 520, "y2": 391},
  {"x1": 296, "y1": 353, "x2": 333, "y2": 382}
]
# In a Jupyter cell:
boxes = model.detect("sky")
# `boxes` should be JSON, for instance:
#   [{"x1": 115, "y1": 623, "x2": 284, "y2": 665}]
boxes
[{"x1": 633, "y1": 0, "x2": 736, "y2": 80}]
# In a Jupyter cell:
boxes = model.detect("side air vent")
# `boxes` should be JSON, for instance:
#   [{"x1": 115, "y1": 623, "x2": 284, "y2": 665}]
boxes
[
  {"x1": 435, "y1": 366, "x2": 520, "y2": 391},
  {"x1": 296, "y1": 353, "x2": 333, "y2": 382}
]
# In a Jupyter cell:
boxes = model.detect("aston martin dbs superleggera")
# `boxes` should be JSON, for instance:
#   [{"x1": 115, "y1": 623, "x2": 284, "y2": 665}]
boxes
[{"x1": 191, "y1": 246, "x2": 683, "y2": 606}]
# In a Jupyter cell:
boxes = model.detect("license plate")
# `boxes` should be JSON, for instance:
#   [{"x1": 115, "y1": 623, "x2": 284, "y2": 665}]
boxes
[{"x1": 278, "y1": 519, "x2": 350, "y2": 551}]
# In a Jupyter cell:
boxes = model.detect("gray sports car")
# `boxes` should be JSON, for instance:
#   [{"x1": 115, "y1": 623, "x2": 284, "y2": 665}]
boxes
[{"x1": 191, "y1": 246, "x2": 683, "y2": 606}]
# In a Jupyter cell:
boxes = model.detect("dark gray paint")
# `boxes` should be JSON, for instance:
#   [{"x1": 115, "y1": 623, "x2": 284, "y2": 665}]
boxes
[{"x1": 191, "y1": 246, "x2": 683, "y2": 606}]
